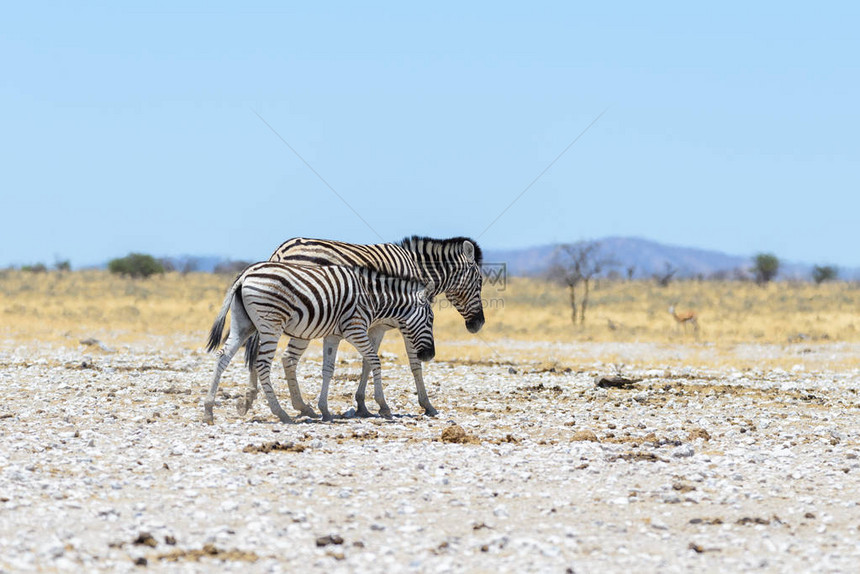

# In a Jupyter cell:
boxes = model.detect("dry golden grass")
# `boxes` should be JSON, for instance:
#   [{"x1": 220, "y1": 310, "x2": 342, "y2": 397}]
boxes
[
  {"x1": 2, "y1": 270, "x2": 858, "y2": 369},
  {"x1": 467, "y1": 276, "x2": 860, "y2": 344}
]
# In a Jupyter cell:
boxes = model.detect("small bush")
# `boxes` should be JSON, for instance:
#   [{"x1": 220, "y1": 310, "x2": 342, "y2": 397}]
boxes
[
  {"x1": 108, "y1": 253, "x2": 165, "y2": 278},
  {"x1": 812, "y1": 265, "x2": 838, "y2": 285},
  {"x1": 54, "y1": 260, "x2": 71, "y2": 272},
  {"x1": 21, "y1": 263, "x2": 47, "y2": 273},
  {"x1": 752, "y1": 253, "x2": 779, "y2": 284}
]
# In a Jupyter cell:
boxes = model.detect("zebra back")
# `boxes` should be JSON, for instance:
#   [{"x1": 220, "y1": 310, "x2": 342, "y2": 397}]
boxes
[
  {"x1": 269, "y1": 236, "x2": 484, "y2": 332},
  {"x1": 270, "y1": 236, "x2": 482, "y2": 298}
]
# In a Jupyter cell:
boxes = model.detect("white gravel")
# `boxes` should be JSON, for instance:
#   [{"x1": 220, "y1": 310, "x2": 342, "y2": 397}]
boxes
[{"x1": 1, "y1": 337, "x2": 859, "y2": 572}]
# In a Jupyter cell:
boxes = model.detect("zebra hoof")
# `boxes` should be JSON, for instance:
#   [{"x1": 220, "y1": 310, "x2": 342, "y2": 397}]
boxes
[
  {"x1": 236, "y1": 398, "x2": 249, "y2": 416},
  {"x1": 300, "y1": 407, "x2": 320, "y2": 419},
  {"x1": 423, "y1": 406, "x2": 439, "y2": 417},
  {"x1": 378, "y1": 408, "x2": 393, "y2": 420},
  {"x1": 356, "y1": 407, "x2": 372, "y2": 418}
]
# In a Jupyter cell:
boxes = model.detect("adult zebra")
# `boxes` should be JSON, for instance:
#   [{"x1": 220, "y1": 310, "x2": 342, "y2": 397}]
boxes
[
  {"x1": 204, "y1": 262, "x2": 435, "y2": 424},
  {"x1": 262, "y1": 236, "x2": 484, "y2": 418}
]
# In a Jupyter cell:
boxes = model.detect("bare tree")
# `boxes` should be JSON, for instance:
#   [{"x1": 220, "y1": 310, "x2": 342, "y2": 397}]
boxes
[
  {"x1": 654, "y1": 262, "x2": 676, "y2": 287},
  {"x1": 548, "y1": 241, "x2": 613, "y2": 324}
]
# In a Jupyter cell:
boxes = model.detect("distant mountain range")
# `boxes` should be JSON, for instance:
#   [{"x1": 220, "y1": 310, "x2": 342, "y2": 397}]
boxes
[
  {"x1": 109, "y1": 237, "x2": 857, "y2": 281},
  {"x1": 482, "y1": 236, "x2": 859, "y2": 281}
]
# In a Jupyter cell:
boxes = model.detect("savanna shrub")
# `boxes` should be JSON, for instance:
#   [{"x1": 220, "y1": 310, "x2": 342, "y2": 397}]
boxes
[{"x1": 108, "y1": 253, "x2": 165, "y2": 278}]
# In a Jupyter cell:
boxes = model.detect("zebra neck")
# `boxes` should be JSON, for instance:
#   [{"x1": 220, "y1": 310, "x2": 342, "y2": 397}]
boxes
[
  {"x1": 408, "y1": 248, "x2": 462, "y2": 296},
  {"x1": 361, "y1": 274, "x2": 414, "y2": 317}
]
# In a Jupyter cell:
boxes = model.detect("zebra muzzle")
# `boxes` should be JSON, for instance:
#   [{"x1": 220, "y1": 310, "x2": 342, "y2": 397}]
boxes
[{"x1": 417, "y1": 344, "x2": 435, "y2": 362}]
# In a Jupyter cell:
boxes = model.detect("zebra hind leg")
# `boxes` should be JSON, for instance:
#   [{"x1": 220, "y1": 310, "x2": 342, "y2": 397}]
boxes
[
  {"x1": 236, "y1": 366, "x2": 259, "y2": 416},
  {"x1": 254, "y1": 332, "x2": 293, "y2": 424},
  {"x1": 318, "y1": 336, "x2": 342, "y2": 422},
  {"x1": 236, "y1": 333, "x2": 260, "y2": 416},
  {"x1": 204, "y1": 314, "x2": 254, "y2": 424},
  {"x1": 282, "y1": 338, "x2": 319, "y2": 418}
]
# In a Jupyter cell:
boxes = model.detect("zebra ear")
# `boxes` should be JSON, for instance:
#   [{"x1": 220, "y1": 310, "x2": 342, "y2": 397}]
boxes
[{"x1": 463, "y1": 240, "x2": 475, "y2": 261}]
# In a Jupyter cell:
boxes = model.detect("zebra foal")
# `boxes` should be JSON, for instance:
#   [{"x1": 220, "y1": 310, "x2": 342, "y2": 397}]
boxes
[
  {"x1": 265, "y1": 236, "x2": 484, "y2": 418},
  {"x1": 203, "y1": 262, "x2": 435, "y2": 424}
]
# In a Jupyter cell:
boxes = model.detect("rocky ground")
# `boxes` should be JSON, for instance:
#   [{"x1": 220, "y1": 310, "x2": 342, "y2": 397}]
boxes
[{"x1": 0, "y1": 336, "x2": 858, "y2": 573}]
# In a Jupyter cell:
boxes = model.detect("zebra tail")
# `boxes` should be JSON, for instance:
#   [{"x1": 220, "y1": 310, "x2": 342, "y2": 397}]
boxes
[
  {"x1": 243, "y1": 331, "x2": 260, "y2": 369},
  {"x1": 205, "y1": 275, "x2": 244, "y2": 353}
]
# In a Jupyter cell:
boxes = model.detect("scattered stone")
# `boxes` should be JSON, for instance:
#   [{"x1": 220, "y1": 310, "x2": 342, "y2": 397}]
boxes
[
  {"x1": 609, "y1": 452, "x2": 664, "y2": 463},
  {"x1": 441, "y1": 424, "x2": 480, "y2": 444},
  {"x1": 79, "y1": 338, "x2": 114, "y2": 352},
  {"x1": 157, "y1": 546, "x2": 258, "y2": 563},
  {"x1": 687, "y1": 428, "x2": 711, "y2": 441},
  {"x1": 671, "y1": 444, "x2": 695, "y2": 458},
  {"x1": 242, "y1": 441, "x2": 306, "y2": 454},
  {"x1": 133, "y1": 532, "x2": 158, "y2": 547},
  {"x1": 736, "y1": 517, "x2": 770, "y2": 526},
  {"x1": 689, "y1": 518, "x2": 723, "y2": 525},
  {"x1": 316, "y1": 534, "x2": 344, "y2": 547},
  {"x1": 594, "y1": 375, "x2": 639, "y2": 389},
  {"x1": 0, "y1": 338, "x2": 855, "y2": 572},
  {"x1": 571, "y1": 430, "x2": 599, "y2": 442}
]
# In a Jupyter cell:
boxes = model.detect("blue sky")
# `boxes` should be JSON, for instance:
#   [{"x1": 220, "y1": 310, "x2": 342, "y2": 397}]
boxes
[{"x1": 2, "y1": 2, "x2": 858, "y2": 268}]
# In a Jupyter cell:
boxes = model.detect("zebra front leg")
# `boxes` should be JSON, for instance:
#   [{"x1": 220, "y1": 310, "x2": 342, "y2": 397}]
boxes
[
  {"x1": 355, "y1": 360, "x2": 373, "y2": 418},
  {"x1": 254, "y1": 332, "x2": 292, "y2": 424},
  {"x1": 369, "y1": 361, "x2": 391, "y2": 419},
  {"x1": 354, "y1": 326, "x2": 387, "y2": 418},
  {"x1": 317, "y1": 336, "x2": 341, "y2": 422},
  {"x1": 346, "y1": 329, "x2": 391, "y2": 418},
  {"x1": 406, "y1": 348, "x2": 437, "y2": 417},
  {"x1": 400, "y1": 330, "x2": 437, "y2": 416},
  {"x1": 282, "y1": 338, "x2": 318, "y2": 418}
]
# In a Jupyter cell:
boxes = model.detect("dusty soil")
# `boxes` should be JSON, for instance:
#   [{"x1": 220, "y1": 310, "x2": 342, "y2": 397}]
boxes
[{"x1": 1, "y1": 336, "x2": 858, "y2": 572}]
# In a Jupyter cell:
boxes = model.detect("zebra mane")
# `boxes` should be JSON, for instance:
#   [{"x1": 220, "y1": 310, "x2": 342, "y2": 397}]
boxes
[{"x1": 398, "y1": 235, "x2": 484, "y2": 265}]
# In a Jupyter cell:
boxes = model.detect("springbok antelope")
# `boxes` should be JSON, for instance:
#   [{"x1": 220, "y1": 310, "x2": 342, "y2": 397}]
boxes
[{"x1": 668, "y1": 305, "x2": 699, "y2": 333}]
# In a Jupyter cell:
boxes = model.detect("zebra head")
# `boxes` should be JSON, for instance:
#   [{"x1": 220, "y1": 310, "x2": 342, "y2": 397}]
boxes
[
  {"x1": 400, "y1": 287, "x2": 435, "y2": 362},
  {"x1": 444, "y1": 240, "x2": 485, "y2": 334}
]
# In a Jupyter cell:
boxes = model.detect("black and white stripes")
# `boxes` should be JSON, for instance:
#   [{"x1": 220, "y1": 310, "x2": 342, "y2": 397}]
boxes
[
  {"x1": 270, "y1": 236, "x2": 483, "y2": 331},
  {"x1": 203, "y1": 262, "x2": 434, "y2": 424},
  {"x1": 267, "y1": 236, "x2": 483, "y2": 417}
]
